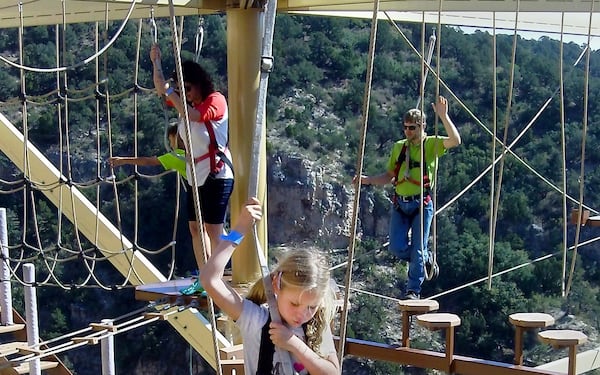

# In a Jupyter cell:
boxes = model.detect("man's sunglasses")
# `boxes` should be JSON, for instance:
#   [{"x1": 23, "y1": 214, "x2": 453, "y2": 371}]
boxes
[{"x1": 404, "y1": 125, "x2": 419, "y2": 131}]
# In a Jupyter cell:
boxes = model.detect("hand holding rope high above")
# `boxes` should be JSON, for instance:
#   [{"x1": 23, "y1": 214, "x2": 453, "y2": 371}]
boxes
[
  {"x1": 201, "y1": 198, "x2": 340, "y2": 375},
  {"x1": 354, "y1": 96, "x2": 461, "y2": 300},
  {"x1": 150, "y1": 43, "x2": 234, "y2": 268}
]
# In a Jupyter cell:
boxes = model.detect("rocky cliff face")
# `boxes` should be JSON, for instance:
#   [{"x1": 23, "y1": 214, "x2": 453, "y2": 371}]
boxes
[{"x1": 267, "y1": 152, "x2": 391, "y2": 248}]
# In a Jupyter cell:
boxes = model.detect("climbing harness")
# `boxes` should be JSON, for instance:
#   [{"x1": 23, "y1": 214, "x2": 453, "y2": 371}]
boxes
[
  {"x1": 392, "y1": 141, "x2": 430, "y2": 201},
  {"x1": 257, "y1": 315, "x2": 305, "y2": 375},
  {"x1": 192, "y1": 120, "x2": 234, "y2": 177}
]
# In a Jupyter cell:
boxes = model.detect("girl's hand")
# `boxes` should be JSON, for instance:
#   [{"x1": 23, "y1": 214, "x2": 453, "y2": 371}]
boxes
[
  {"x1": 269, "y1": 321, "x2": 296, "y2": 351},
  {"x1": 233, "y1": 197, "x2": 262, "y2": 235}
]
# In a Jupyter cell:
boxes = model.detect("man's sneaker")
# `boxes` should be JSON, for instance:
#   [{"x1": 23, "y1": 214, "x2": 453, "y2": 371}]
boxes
[
  {"x1": 179, "y1": 279, "x2": 207, "y2": 296},
  {"x1": 405, "y1": 291, "x2": 420, "y2": 300}
]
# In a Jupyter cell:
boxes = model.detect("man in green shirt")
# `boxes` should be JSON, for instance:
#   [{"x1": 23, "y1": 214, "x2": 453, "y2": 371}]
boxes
[{"x1": 355, "y1": 96, "x2": 461, "y2": 300}]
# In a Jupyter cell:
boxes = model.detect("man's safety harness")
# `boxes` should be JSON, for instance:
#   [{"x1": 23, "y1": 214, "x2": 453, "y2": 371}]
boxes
[{"x1": 392, "y1": 141, "x2": 430, "y2": 205}]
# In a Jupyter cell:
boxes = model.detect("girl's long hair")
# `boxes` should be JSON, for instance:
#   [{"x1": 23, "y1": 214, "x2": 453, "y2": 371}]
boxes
[{"x1": 246, "y1": 248, "x2": 336, "y2": 355}]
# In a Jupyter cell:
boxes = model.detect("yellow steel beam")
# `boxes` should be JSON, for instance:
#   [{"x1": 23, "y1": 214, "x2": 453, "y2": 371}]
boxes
[
  {"x1": 1, "y1": 0, "x2": 599, "y2": 30},
  {"x1": 0, "y1": 0, "x2": 216, "y2": 29},
  {"x1": 226, "y1": 7, "x2": 266, "y2": 285}
]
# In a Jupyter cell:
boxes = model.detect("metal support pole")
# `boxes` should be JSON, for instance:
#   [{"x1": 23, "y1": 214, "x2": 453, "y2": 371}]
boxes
[
  {"x1": 101, "y1": 319, "x2": 116, "y2": 375},
  {"x1": 24, "y1": 263, "x2": 41, "y2": 375},
  {"x1": 0, "y1": 208, "x2": 13, "y2": 325}
]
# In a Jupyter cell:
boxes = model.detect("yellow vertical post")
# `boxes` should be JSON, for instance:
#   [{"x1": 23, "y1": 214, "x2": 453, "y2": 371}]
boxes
[{"x1": 226, "y1": 8, "x2": 267, "y2": 284}]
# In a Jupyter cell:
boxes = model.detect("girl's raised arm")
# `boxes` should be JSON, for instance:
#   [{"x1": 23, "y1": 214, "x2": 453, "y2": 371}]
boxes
[{"x1": 200, "y1": 197, "x2": 262, "y2": 321}]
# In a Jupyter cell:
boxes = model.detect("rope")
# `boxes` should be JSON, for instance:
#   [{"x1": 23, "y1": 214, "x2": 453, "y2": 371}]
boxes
[
  {"x1": 559, "y1": 14, "x2": 568, "y2": 298},
  {"x1": 336, "y1": 233, "x2": 600, "y2": 306},
  {"x1": 426, "y1": 2, "x2": 442, "y2": 281},
  {"x1": 488, "y1": 0, "x2": 520, "y2": 290},
  {"x1": 339, "y1": 0, "x2": 379, "y2": 365},
  {"x1": 565, "y1": 0, "x2": 595, "y2": 297},
  {"x1": 0, "y1": 0, "x2": 138, "y2": 73},
  {"x1": 194, "y1": 17, "x2": 205, "y2": 63},
  {"x1": 245, "y1": 0, "x2": 296, "y2": 372},
  {"x1": 488, "y1": 12, "x2": 498, "y2": 294},
  {"x1": 164, "y1": 2, "x2": 223, "y2": 374},
  {"x1": 5, "y1": 302, "x2": 194, "y2": 366}
]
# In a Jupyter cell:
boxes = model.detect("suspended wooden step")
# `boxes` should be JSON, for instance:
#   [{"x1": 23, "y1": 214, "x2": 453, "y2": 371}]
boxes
[
  {"x1": 135, "y1": 278, "x2": 208, "y2": 307},
  {"x1": 0, "y1": 342, "x2": 27, "y2": 357},
  {"x1": 0, "y1": 359, "x2": 59, "y2": 375},
  {"x1": 509, "y1": 312, "x2": 555, "y2": 365},
  {"x1": 135, "y1": 276, "x2": 234, "y2": 307},
  {"x1": 0, "y1": 325, "x2": 25, "y2": 335},
  {"x1": 570, "y1": 209, "x2": 600, "y2": 226}
]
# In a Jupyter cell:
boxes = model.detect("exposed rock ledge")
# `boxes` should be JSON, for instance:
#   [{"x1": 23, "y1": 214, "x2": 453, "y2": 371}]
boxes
[{"x1": 267, "y1": 152, "x2": 390, "y2": 248}]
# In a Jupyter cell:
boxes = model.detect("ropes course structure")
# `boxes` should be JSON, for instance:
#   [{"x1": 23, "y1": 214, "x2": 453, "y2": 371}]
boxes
[{"x1": 0, "y1": 0, "x2": 599, "y2": 374}]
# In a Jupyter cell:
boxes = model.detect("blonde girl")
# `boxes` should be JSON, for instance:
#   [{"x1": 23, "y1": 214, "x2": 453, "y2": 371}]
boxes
[{"x1": 201, "y1": 198, "x2": 340, "y2": 375}]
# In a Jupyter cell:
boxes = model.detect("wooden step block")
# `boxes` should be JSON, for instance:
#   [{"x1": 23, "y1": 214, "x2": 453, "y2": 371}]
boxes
[
  {"x1": 220, "y1": 343, "x2": 244, "y2": 360},
  {"x1": 399, "y1": 299, "x2": 439, "y2": 313},
  {"x1": 0, "y1": 342, "x2": 27, "y2": 356},
  {"x1": 509, "y1": 312, "x2": 555, "y2": 365},
  {"x1": 221, "y1": 358, "x2": 244, "y2": 374},
  {"x1": 12, "y1": 360, "x2": 59, "y2": 374},
  {"x1": 0, "y1": 324, "x2": 25, "y2": 334},
  {"x1": 539, "y1": 330, "x2": 588, "y2": 375},
  {"x1": 144, "y1": 312, "x2": 169, "y2": 321},
  {"x1": 416, "y1": 313, "x2": 461, "y2": 330},
  {"x1": 72, "y1": 336, "x2": 100, "y2": 345},
  {"x1": 90, "y1": 322, "x2": 117, "y2": 332},
  {"x1": 538, "y1": 329, "x2": 588, "y2": 347},
  {"x1": 416, "y1": 312, "x2": 461, "y2": 369},
  {"x1": 398, "y1": 299, "x2": 439, "y2": 347},
  {"x1": 509, "y1": 312, "x2": 554, "y2": 328}
]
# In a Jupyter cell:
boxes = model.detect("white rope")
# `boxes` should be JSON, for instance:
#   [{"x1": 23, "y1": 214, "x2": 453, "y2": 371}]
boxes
[
  {"x1": 565, "y1": 1, "x2": 595, "y2": 297},
  {"x1": 488, "y1": 0, "x2": 520, "y2": 290},
  {"x1": 0, "y1": 0, "x2": 138, "y2": 73},
  {"x1": 559, "y1": 13, "x2": 568, "y2": 298},
  {"x1": 339, "y1": 0, "x2": 379, "y2": 365}
]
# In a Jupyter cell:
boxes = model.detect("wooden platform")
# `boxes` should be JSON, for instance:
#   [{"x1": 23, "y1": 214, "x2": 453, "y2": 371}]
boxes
[
  {"x1": 0, "y1": 325, "x2": 25, "y2": 335},
  {"x1": 570, "y1": 209, "x2": 600, "y2": 227},
  {"x1": 0, "y1": 342, "x2": 27, "y2": 357},
  {"x1": 134, "y1": 276, "x2": 235, "y2": 308},
  {"x1": 134, "y1": 278, "x2": 207, "y2": 307}
]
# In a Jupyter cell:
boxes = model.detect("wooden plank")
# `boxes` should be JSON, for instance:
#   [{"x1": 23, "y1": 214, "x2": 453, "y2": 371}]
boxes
[
  {"x1": 587, "y1": 216, "x2": 600, "y2": 227},
  {"x1": 0, "y1": 342, "x2": 27, "y2": 357},
  {"x1": 12, "y1": 360, "x2": 59, "y2": 374},
  {"x1": 220, "y1": 344, "x2": 244, "y2": 360},
  {"x1": 0, "y1": 325, "x2": 24, "y2": 334},
  {"x1": 221, "y1": 359, "x2": 245, "y2": 374},
  {"x1": 453, "y1": 355, "x2": 565, "y2": 375},
  {"x1": 90, "y1": 323, "x2": 117, "y2": 332},
  {"x1": 72, "y1": 337, "x2": 100, "y2": 345},
  {"x1": 341, "y1": 337, "x2": 569, "y2": 375}
]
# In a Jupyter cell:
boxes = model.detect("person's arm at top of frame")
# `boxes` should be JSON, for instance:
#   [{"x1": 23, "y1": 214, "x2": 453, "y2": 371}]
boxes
[
  {"x1": 432, "y1": 96, "x2": 462, "y2": 150},
  {"x1": 200, "y1": 197, "x2": 263, "y2": 321},
  {"x1": 149, "y1": 44, "x2": 203, "y2": 123},
  {"x1": 108, "y1": 156, "x2": 161, "y2": 168}
]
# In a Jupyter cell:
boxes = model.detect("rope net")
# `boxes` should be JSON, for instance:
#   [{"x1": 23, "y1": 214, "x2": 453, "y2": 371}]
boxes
[{"x1": 0, "y1": 16, "x2": 207, "y2": 290}]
